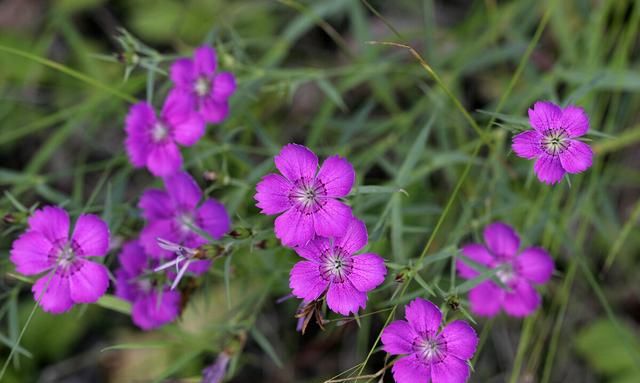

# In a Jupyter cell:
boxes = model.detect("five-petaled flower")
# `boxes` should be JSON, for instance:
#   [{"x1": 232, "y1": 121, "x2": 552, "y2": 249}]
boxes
[
  {"x1": 125, "y1": 89, "x2": 205, "y2": 176},
  {"x1": 289, "y1": 217, "x2": 386, "y2": 315},
  {"x1": 170, "y1": 45, "x2": 237, "y2": 124},
  {"x1": 10, "y1": 206, "x2": 110, "y2": 314},
  {"x1": 115, "y1": 241, "x2": 181, "y2": 330},
  {"x1": 254, "y1": 144, "x2": 355, "y2": 247},
  {"x1": 456, "y1": 222, "x2": 554, "y2": 317},
  {"x1": 381, "y1": 298, "x2": 478, "y2": 383},
  {"x1": 512, "y1": 101, "x2": 593, "y2": 184},
  {"x1": 139, "y1": 171, "x2": 230, "y2": 277}
]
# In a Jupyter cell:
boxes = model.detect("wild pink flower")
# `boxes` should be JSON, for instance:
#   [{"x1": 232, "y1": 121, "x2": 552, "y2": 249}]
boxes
[
  {"x1": 456, "y1": 222, "x2": 554, "y2": 317},
  {"x1": 513, "y1": 101, "x2": 593, "y2": 184},
  {"x1": 125, "y1": 89, "x2": 205, "y2": 176},
  {"x1": 254, "y1": 144, "x2": 355, "y2": 247},
  {"x1": 170, "y1": 45, "x2": 236, "y2": 124},
  {"x1": 381, "y1": 298, "x2": 478, "y2": 383},
  {"x1": 139, "y1": 171, "x2": 230, "y2": 276},
  {"x1": 115, "y1": 240, "x2": 181, "y2": 330},
  {"x1": 289, "y1": 217, "x2": 386, "y2": 315},
  {"x1": 9, "y1": 206, "x2": 110, "y2": 314}
]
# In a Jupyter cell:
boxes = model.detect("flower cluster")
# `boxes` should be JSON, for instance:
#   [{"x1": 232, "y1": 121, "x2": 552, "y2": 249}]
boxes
[
  {"x1": 8, "y1": 45, "x2": 234, "y2": 332},
  {"x1": 255, "y1": 144, "x2": 387, "y2": 317}
]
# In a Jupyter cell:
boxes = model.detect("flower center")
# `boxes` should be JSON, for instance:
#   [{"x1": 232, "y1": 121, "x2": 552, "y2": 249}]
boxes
[
  {"x1": 56, "y1": 244, "x2": 76, "y2": 268},
  {"x1": 152, "y1": 122, "x2": 169, "y2": 142},
  {"x1": 290, "y1": 178, "x2": 327, "y2": 214},
  {"x1": 178, "y1": 213, "x2": 195, "y2": 233},
  {"x1": 319, "y1": 248, "x2": 353, "y2": 283},
  {"x1": 194, "y1": 77, "x2": 210, "y2": 97},
  {"x1": 541, "y1": 129, "x2": 569, "y2": 156},
  {"x1": 496, "y1": 262, "x2": 516, "y2": 284},
  {"x1": 414, "y1": 336, "x2": 446, "y2": 362}
]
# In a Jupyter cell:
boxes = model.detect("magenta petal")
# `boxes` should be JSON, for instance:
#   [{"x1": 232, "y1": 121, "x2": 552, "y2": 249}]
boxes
[
  {"x1": 528, "y1": 101, "x2": 562, "y2": 133},
  {"x1": 201, "y1": 98, "x2": 229, "y2": 124},
  {"x1": 274, "y1": 144, "x2": 318, "y2": 183},
  {"x1": 391, "y1": 355, "x2": 431, "y2": 383},
  {"x1": 405, "y1": 298, "x2": 442, "y2": 336},
  {"x1": 125, "y1": 103, "x2": 155, "y2": 167},
  {"x1": 469, "y1": 281, "x2": 503, "y2": 317},
  {"x1": 559, "y1": 140, "x2": 593, "y2": 174},
  {"x1": 212, "y1": 72, "x2": 236, "y2": 101},
  {"x1": 196, "y1": 199, "x2": 231, "y2": 240},
  {"x1": 140, "y1": 219, "x2": 177, "y2": 258},
  {"x1": 483, "y1": 222, "x2": 520, "y2": 258},
  {"x1": 534, "y1": 153, "x2": 565, "y2": 184},
  {"x1": 457, "y1": 243, "x2": 494, "y2": 279},
  {"x1": 289, "y1": 260, "x2": 328, "y2": 301},
  {"x1": 164, "y1": 171, "x2": 202, "y2": 210},
  {"x1": 147, "y1": 141, "x2": 182, "y2": 176},
  {"x1": 10, "y1": 231, "x2": 55, "y2": 275},
  {"x1": 313, "y1": 199, "x2": 352, "y2": 239},
  {"x1": 502, "y1": 279, "x2": 541, "y2": 317},
  {"x1": 170, "y1": 58, "x2": 195, "y2": 87},
  {"x1": 139, "y1": 189, "x2": 173, "y2": 221},
  {"x1": 118, "y1": 240, "x2": 147, "y2": 276},
  {"x1": 381, "y1": 320, "x2": 416, "y2": 355},
  {"x1": 348, "y1": 253, "x2": 386, "y2": 292},
  {"x1": 561, "y1": 105, "x2": 589, "y2": 137},
  {"x1": 316, "y1": 155, "x2": 355, "y2": 197},
  {"x1": 68, "y1": 260, "x2": 109, "y2": 303},
  {"x1": 71, "y1": 214, "x2": 110, "y2": 257},
  {"x1": 515, "y1": 247, "x2": 554, "y2": 284},
  {"x1": 186, "y1": 259, "x2": 211, "y2": 275},
  {"x1": 335, "y1": 217, "x2": 368, "y2": 255},
  {"x1": 512, "y1": 130, "x2": 542, "y2": 159},
  {"x1": 440, "y1": 320, "x2": 478, "y2": 360},
  {"x1": 430, "y1": 353, "x2": 470, "y2": 383},
  {"x1": 132, "y1": 290, "x2": 181, "y2": 330},
  {"x1": 274, "y1": 208, "x2": 314, "y2": 247},
  {"x1": 326, "y1": 281, "x2": 367, "y2": 315},
  {"x1": 28, "y1": 206, "x2": 69, "y2": 244},
  {"x1": 294, "y1": 237, "x2": 329, "y2": 261},
  {"x1": 194, "y1": 46, "x2": 217, "y2": 75},
  {"x1": 115, "y1": 269, "x2": 136, "y2": 301},
  {"x1": 163, "y1": 90, "x2": 205, "y2": 146},
  {"x1": 254, "y1": 174, "x2": 294, "y2": 215},
  {"x1": 32, "y1": 273, "x2": 73, "y2": 314}
]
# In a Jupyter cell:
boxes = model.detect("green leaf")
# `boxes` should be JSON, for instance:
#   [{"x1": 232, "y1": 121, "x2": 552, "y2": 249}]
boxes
[
  {"x1": 250, "y1": 327, "x2": 283, "y2": 368},
  {"x1": 96, "y1": 295, "x2": 132, "y2": 315}
]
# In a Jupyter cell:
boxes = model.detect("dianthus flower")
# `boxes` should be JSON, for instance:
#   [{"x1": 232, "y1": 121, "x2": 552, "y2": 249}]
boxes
[
  {"x1": 289, "y1": 217, "x2": 386, "y2": 315},
  {"x1": 139, "y1": 171, "x2": 230, "y2": 276},
  {"x1": 10, "y1": 206, "x2": 110, "y2": 313},
  {"x1": 513, "y1": 101, "x2": 593, "y2": 184},
  {"x1": 115, "y1": 241, "x2": 181, "y2": 330},
  {"x1": 456, "y1": 222, "x2": 554, "y2": 317},
  {"x1": 381, "y1": 298, "x2": 478, "y2": 383},
  {"x1": 170, "y1": 45, "x2": 236, "y2": 124},
  {"x1": 254, "y1": 144, "x2": 355, "y2": 247},
  {"x1": 125, "y1": 89, "x2": 205, "y2": 176}
]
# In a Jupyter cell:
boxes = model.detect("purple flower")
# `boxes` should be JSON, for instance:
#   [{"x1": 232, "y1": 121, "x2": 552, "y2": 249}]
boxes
[
  {"x1": 456, "y1": 222, "x2": 554, "y2": 317},
  {"x1": 254, "y1": 144, "x2": 355, "y2": 247},
  {"x1": 513, "y1": 101, "x2": 593, "y2": 184},
  {"x1": 202, "y1": 352, "x2": 230, "y2": 383},
  {"x1": 170, "y1": 45, "x2": 236, "y2": 124},
  {"x1": 139, "y1": 171, "x2": 230, "y2": 275},
  {"x1": 381, "y1": 298, "x2": 478, "y2": 383},
  {"x1": 9, "y1": 206, "x2": 110, "y2": 314},
  {"x1": 125, "y1": 89, "x2": 205, "y2": 176},
  {"x1": 289, "y1": 217, "x2": 386, "y2": 316},
  {"x1": 115, "y1": 241, "x2": 181, "y2": 330}
]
